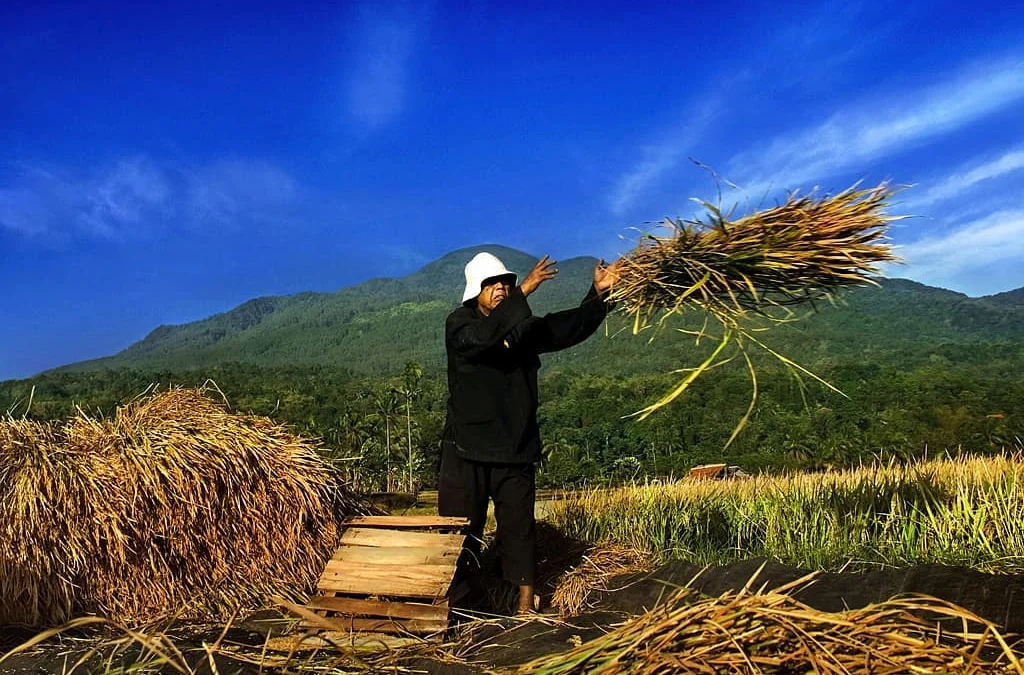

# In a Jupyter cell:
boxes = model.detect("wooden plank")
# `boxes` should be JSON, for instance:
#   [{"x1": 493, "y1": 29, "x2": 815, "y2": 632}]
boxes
[
  {"x1": 317, "y1": 572, "x2": 452, "y2": 599},
  {"x1": 323, "y1": 561, "x2": 452, "y2": 581},
  {"x1": 340, "y1": 528, "x2": 465, "y2": 549},
  {"x1": 322, "y1": 560, "x2": 454, "y2": 580},
  {"x1": 302, "y1": 615, "x2": 448, "y2": 635},
  {"x1": 346, "y1": 515, "x2": 470, "y2": 529},
  {"x1": 318, "y1": 561, "x2": 455, "y2": 597},
  {"x1": 306, "y1": 595, "x2": 447, "y2": 621},
  {"x1": 330, "y1": 545, "x2": 459, "y2": 566}
]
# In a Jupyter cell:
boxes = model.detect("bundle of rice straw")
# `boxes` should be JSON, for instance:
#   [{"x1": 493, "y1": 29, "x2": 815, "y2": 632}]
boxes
[
  {"x1": 609, "y1": 182, "x2": 902, "y2": 429},
  {"x1": 515, "y1": 579, "x2": 1024, "y2": 674},
  {"x1": 0, "y1": 387, "x2": 373, "y2": 627},
  {"x1": 549, "y1": 545, "x2": 652, "y2": 616}
]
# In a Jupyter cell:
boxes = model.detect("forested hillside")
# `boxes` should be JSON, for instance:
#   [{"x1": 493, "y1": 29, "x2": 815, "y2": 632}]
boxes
[{"x1": 3, "y1": 245, "x2": 1023, "y2": 489}]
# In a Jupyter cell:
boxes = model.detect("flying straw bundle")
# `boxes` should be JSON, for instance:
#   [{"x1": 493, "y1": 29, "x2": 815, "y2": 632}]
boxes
[
  {"x1": 0, "y1": 387, "x2": 373, "y2": 627},
  {"x1": 609, "y1": 182, "x2": 903, "y2": 427},
  {"x1": 613, "y1": 182, "x2": 901, "y2": 324},
  {"x1": 515, "y1": 580, "x2": 1024, "y2": 675}
]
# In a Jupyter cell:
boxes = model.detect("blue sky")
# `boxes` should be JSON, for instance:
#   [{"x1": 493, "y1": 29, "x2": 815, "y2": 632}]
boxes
[{"x1": 2, "y1": 0, "x2": 1023, "y2": 380}]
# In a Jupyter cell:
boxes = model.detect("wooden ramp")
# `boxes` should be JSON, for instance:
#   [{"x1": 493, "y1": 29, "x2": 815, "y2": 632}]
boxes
[{"x1": 301, "y1": 515, "x2": 470, "y2": 639}]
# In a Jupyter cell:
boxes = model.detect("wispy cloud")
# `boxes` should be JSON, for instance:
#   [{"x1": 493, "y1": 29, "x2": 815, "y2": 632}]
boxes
[
  {"x1": 0, "y1": 157, "x2": 300, "y2": 242},
  {"x1": 79, "y1": 158, "x2": 172, "y2": 238},
  {"x1": 608, "y1": 102, "x2": 719, "y2": 216},
  {"x1": 903, "y1": 146, "x2": 1024, "y2": 211},
  {"x1": 896, "y1": 209, "x2": 1024, "y2": 292},
  {"x1": 0, "y1": 158, "x2": 171, "y2": 240},
  {"x1": 345, "y1": 4, "x2": 427, "y2": 130},
  {"x1": 727, "y1": 55, "x2": 1024, "y2": 194},
  {"x1": 186, "y1": 159, "x2": 297, "y2": 227}
]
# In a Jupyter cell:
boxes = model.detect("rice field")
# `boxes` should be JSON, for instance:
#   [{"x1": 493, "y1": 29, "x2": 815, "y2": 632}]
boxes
[
  {"x1": 543, "y1": 453, "x2": 1024, "y2": 573},
  {"x1": 5, "y1": 390, "x2": 1024, "y2": 673}
]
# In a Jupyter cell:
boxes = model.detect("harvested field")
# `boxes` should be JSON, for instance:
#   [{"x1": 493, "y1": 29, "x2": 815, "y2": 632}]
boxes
[{"x1": 3, "y1": 557, "x2": 1023, "y2": 674}]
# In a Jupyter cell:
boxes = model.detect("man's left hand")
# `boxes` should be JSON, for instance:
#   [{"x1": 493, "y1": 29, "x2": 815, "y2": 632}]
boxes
[{"x1": 593, "y1": 258, "x2": 622, "y2": 294}]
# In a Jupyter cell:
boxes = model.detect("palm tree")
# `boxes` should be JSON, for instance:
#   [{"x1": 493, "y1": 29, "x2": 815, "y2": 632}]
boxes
[
  {"x1": 372, "y1": 388, "x2": 402, "y2": 492},
  {"x1": 399, "y1": 361, "x2": 424, "y2": 493},
  {"x1": 336, "y1": 407, "x2": 375, "y2": 488}
]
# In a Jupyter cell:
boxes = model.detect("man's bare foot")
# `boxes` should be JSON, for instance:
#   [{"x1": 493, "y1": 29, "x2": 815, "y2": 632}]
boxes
[{"x1": 516, "y1": 584, "x2": 539, "y2": 614}]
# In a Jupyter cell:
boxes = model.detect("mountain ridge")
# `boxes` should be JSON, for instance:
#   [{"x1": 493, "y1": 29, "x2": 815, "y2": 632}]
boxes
[{"x1": 50, "y1": 245, "x2": 1024, "y2": 378}]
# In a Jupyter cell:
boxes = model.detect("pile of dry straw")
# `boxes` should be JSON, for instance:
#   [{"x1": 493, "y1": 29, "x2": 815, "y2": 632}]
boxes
[
  {"x1": 517, "y1": 574, "x2": 1024, "y2": 675},
  {"x1": 0, "y1": 387, "x2": 372, "y2": 627}
]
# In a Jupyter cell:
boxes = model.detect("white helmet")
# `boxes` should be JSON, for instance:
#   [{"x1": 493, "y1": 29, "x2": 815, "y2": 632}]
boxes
[{"x1": 462, "y1": 252, "x2": 517, "y2": 303}]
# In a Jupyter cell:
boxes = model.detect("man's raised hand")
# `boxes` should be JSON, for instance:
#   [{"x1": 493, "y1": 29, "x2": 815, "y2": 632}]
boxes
[
  {"x1": 520, "y1": 255, "x2": 558, "y2": 296},
  {"x1": 594, "y1": 257, "x2": 622, "y2": 295}
]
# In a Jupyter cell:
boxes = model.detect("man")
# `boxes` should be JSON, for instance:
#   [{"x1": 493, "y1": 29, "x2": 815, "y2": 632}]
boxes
[{"x1": 439, "y1": 250, "x2": 617, "y2": 614}]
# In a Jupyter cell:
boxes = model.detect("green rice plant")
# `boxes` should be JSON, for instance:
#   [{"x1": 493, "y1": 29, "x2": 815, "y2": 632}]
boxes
[{"x1": 543, "y1": 453, "x2": 1024, "y2": 573}]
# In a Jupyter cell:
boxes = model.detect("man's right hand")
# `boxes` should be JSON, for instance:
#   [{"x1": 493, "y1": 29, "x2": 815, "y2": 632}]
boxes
[{"x1": 520, "y1": 255, "x2": 558, "y2": 296}]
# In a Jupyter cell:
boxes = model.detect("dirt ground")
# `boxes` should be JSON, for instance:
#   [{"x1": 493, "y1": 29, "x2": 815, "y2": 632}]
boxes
[
  {"x1": 4, "y1": 547, "x2": 1024, "y2": 674},
  {"x1": 429, "y1": 555, "x2": 1024, "y2": 673}
]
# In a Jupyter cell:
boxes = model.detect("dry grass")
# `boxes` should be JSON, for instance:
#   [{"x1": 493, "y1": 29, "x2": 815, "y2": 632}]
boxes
[
  {"x1": 514, "y1": 570, "x2": 1024, "y2": 675},
  {"x1": 549, "y1": 545, "x2": 653, "y2": 616},
  {"x1": 609, "y1": 182, "x2": 902, "y2": 431},
  {"x1": 0, "y1": 611, "x2": 454, "y2": 675},
  {"x1": 0, "y1": 386, "x2": 373, "y2": 627},
  {"x1": 613, "y1": 182, "x2": 901, "y2": 324}
]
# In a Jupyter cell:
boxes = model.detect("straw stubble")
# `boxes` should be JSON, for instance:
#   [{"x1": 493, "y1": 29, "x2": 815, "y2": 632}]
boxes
[{"x1": 514, "y1": 578, "x2": 1024, "y2": 675}]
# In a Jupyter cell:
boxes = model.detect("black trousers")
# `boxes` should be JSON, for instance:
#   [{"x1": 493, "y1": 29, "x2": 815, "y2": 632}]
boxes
[{"x1": 437, "y1": 440, "x2": 536, "y2": 585}]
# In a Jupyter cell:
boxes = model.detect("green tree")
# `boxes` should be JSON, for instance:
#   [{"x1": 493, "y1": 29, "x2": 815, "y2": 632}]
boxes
[
  {"x1": 400, "y1": 361, "x2": 424, "y2": 493},
  {"x1": 372, "y1": 387, "x2": 402, "y2": 491}
]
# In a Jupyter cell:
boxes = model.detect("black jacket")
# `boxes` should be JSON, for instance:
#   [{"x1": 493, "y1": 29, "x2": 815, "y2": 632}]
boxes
[{"x1": 444, "y1": 284, "x2": 609, "y2": 464}]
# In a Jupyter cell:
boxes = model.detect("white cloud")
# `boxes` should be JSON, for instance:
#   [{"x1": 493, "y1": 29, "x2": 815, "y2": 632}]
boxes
[
  {"x1": 0, "y1": 159, "x2": 170, "y2": 240},
  {"x1": 0, "y1": 166, "x2": 65, "y2": 236},
  {"x1": 186, "y1": 159, "x2": 297, "y2": 226},
  {"x1": 346, "y1": 5, "x2": 425, "y2": 130},
  {"x1": 78, "y1": 158, "x2": 171, "y2": 238},
  {"x1": 904, "y1": 146, "x2": 1024, "y2": 211},
  {"x1": 608, "y1": 144, "x2": 687, "y2": 217},
  {"x1": 727, "y1": 55, "x2": 1024, "y2": 194},
  {"x1": 608, "y1": 102, "x2": 719, "y2": 216},
  {"x1": 0, "y1": 157, "x2": 300, "y2": 241},
  {"x1": 896, "y1": 210, "x2": 1024, "y2": 292}
]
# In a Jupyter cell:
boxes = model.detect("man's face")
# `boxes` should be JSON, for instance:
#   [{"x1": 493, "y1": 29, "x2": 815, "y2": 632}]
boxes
[{"x1": 477, "y1": 276, "x2": 512, "y2": 315}]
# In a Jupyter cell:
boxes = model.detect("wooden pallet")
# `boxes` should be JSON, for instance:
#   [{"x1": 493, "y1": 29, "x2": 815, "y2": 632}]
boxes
[{"x1": 301, "y1": 515, "x2": 470, "y2": 638}]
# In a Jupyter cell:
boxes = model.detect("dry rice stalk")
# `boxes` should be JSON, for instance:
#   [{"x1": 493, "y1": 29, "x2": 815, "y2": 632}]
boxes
[
  {"x1": 0, "y1": 612, "x2": 444, "y2": 675},
  {"x1": 513, "y1": 584, "x2": 1024, "y2": 675},
  {"x1": 0, "y1": 386, "x2": 374, "y2": 627},
  {"x1": 610, "y1": 182, "x2": 903, "y2": 433},
  {"x1": 550, "y1": 545, "x2": 654, "y2": 616}
]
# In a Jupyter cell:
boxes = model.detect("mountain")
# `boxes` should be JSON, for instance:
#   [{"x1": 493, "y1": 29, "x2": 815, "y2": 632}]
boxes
[
  {"x1": 983, "y1": 287, "x2": 1024, "y2": 307},
  {"x1": 54, "y1": 246, "x2": 1024, "y2": 377},
  {"x1": 57, "y1": 245, "x2": 597, "y2": 375}
]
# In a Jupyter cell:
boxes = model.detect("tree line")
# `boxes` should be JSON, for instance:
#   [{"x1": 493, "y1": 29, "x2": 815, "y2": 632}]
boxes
[{"x1": 3, "y1": 345, "x2": 1022, "y2": 491}]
